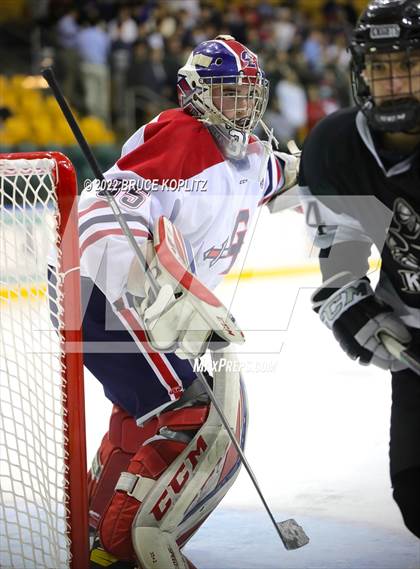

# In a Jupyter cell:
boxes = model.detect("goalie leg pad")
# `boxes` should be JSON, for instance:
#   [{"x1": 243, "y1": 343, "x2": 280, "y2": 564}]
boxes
[
  {"x1": 87, "y1": 405, "x2": 160, "y2": 529},
  {"x1": 133, "y1": 351, "x2": 247, "y2": 569},
  {"x1": 98, "y1": 404, "x2": 209, "y2": 561},
  {"x1": 98, "y1": 352, "x2": 247, "y2": 569}
]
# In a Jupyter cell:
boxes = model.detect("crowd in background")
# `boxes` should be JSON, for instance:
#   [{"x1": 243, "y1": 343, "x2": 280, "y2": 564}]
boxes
[
  {"x1": 0, "y1": 0, "x2": 366, "y2": 149},
  {"x1": 41, "y1": 0, "x2": 362, "y2": 146}
]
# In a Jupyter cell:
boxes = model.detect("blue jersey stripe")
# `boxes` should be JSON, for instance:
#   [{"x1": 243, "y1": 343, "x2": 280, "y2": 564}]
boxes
[{"x1": 263, "y1": 156, "x2": 274, "y2": 198}]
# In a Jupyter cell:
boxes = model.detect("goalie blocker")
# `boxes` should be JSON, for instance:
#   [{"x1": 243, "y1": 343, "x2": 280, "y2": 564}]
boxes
[{"x1": 132, "y1": 216, "x2": 245, "y2": 359}]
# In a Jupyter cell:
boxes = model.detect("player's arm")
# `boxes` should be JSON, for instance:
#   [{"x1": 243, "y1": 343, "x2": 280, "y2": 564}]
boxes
[
  {"x1": 311, "y1": 269, "x2": 411, "y2": 371},
  {"x1": 262, "y1": 141, "x2": 301, "y2": 212},
  {"x1": 312, "y1": 219, "x2": 412, "y2": 372},
  {"x1": 79, "y1": 164, "x2": 183, "y2": 304},
  {"x1": 78, "y1": 177, "x2": 152, "y2": 303},
  {"x1": 299, "y1": 178, "x2": 412, "y2": 371}
]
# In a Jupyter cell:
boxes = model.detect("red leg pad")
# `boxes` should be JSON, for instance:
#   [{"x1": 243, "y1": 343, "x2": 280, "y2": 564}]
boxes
[
  {"x1": 87, "y1": 405, "x2": 159, "y2": 529},
  {"x1": 99, "y1": 438, "x2": 188, "y2": 561},
  {"x1": 157, "y1": 405, "x2": 209, "y2": 431}
]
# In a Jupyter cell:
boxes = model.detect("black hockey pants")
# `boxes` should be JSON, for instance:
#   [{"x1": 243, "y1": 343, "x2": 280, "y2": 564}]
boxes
[{"x1": 390, "y1": 329, "x2": 420, "y2": 539}]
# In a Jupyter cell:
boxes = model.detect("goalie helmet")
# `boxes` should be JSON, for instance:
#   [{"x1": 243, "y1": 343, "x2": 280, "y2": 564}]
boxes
[
  {"x1": 349, "y1": 0, "x2": 420, "y2": 132},
  {"x1": 177, "y1": 35, "x2": 269, "y2": 160}
]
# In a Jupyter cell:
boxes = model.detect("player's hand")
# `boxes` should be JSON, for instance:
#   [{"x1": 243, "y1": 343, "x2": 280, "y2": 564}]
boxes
[
  {"x1": 311, "y1": 272, "x2": 412, "y2": 371},
  {"x1": 140, "y1": 283, "x2": 229, "y2": 359},
  {"x1": 133, "y1": 217, "x2": 244, "y2": 359}
]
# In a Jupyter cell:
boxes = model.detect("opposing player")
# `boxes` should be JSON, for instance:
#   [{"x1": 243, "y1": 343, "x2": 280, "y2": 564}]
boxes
[
  {"x1": 79, "y1": 36, "x2": 298, "y2": 567},
  {"x1": 298, "y1": 0, "x2": 420, "y2": 538}
]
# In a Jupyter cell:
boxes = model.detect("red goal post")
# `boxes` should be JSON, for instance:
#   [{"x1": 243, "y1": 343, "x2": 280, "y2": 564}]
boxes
[{"x1": 0, "y1": 152, "x2": 89, "y2": 568}]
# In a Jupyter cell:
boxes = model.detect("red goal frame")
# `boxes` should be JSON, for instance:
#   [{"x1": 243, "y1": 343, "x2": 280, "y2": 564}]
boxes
[{"x1": 0, "y1": 151, "x2": 89, "y2": 568}]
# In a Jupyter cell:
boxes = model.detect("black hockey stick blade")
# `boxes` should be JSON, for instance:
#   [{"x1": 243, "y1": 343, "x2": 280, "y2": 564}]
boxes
[
  {"x1": 276, "y1": 519, "x2": 310, "y2": 550},
  {"x1": 380, "y1": 332, "x2": 420, "y2": 376}
]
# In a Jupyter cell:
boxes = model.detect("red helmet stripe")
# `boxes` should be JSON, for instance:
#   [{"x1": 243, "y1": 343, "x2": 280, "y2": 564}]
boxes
[
  {"x1": 215, "y1": 39, "x2": 241, "y2": 71},
  {"x1": 222, "y1": 39, "x2": 258, "y2": 77}
]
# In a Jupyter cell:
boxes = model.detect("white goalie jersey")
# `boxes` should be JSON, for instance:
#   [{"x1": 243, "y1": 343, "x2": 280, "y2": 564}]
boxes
[{"x1": 78, "y1": 108, "x2": 285, "y2": 302}]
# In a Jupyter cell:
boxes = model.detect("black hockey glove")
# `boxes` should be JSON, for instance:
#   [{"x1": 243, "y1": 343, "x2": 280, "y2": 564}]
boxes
[{"x1": 312, "y1": 272, "x2": 412, "y2": 372}]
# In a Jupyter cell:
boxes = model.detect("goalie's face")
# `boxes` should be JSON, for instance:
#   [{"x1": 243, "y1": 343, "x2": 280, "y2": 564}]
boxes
[
  {"x1": 210, "y1": 79, "x2": 262, "y2": 131},
  {"x1": 364, "y1": 50, "x2": 420, "y2": 107}
]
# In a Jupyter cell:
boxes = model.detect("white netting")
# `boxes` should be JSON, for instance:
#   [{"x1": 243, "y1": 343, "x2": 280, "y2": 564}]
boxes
[{"x1": 0, "y1": 158, "x2": 71, "y2": 568}]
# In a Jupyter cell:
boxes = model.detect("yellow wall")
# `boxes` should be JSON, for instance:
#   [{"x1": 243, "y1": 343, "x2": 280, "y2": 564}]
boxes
[
  {"x1": 0, "y1": 0, "x2": 27, "y2": 22},
  {"x1": 298, "y1": 0, "x2": 368, "y2": 11}
]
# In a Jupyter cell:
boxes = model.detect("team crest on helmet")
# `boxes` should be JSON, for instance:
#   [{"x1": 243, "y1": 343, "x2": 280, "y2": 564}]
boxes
[{"x1": 240, "y1": 49, "x2": 257, "y2": 68}]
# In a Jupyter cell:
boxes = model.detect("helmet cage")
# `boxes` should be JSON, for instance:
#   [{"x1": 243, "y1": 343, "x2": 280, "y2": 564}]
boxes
[
  {"x1": 351, "y1": 45, "x2": 420, "y2": 131},
  {"x1": 177, "y1": 37, "x2": 269, "y2": 159},
  {"x1": 199, "y1": 74, "x2": 268, "y2": 134},
  {"x1": 349, "y1": 0, "x2": 420, "y2": 132},
  {"x1": 178, "y1": 72, "x2": 269, "y2": 136}
]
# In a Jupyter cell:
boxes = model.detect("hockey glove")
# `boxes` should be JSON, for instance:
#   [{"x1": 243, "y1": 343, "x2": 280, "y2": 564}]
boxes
[
  {"x1": 134, "y1": 217, "x2": 244, "y2": 359},
  {"x1": 311, "y1": 271, "x2": 412, "y2": 371}
]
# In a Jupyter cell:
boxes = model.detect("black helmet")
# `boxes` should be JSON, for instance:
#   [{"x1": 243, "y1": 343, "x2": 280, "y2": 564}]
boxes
[{"x1": 350, "y1": 0, "x2": 420, "y2": 132}]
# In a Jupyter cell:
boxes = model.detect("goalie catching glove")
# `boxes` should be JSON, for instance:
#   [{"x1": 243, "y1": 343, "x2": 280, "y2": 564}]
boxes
[
  {"x1": 132, "y1": 216, "x2": 244, "y2": 359},
  {"x1": 311, "y1": 271, "x2": 412, "y2": 372}
]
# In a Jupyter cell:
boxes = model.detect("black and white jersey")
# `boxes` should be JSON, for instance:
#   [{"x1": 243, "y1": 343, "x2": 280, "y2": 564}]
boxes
[{"x1": 299, "y1": 107, "x2": 420, "y2": 329}]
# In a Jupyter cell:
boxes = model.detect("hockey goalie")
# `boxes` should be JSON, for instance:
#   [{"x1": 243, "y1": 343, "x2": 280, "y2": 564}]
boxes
[{"x1": 80, "y1": 35, "x2": 298, "y2": 568}]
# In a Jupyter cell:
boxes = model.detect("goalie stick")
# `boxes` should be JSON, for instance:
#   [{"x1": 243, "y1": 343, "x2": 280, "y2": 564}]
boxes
[{"x1": 42, "y1": 67, "x2": 309, "y2": 551}]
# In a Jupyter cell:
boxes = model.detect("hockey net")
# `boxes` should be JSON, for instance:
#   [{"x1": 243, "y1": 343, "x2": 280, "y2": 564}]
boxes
[{"x1": 0, "y1": 152, "x2": 89, "y2": 568}]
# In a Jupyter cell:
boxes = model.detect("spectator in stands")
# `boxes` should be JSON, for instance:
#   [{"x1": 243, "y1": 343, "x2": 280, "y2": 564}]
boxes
[
  {"x1": 126, "y1": 41, "x2": 149, "y2": 91},
  {"x1": 272, "y1": 7, "x2": 297, "y2": 52},
  {"x1": 255, "y1": 96, "x2": 295, "y2": 150},
  {"x1": 76, "y1": 12, "x2": 111, "y2": 125},
  {"x1": 108, "y1": 6, "x2": 139, "y2": 130},
  {"x1": 169, "y1": 0, "x2": 200, "y2": 28},
  {"x1": 306, "y1": 82, "x2": 339, "y2": 132},
  {"x1": 275, "y1": 67, "x2": 307, "y2": 140},
  {"x1": 245, "y1": 26, "x2": 262, "y2": 54},
  {"x1": 323, "y1": 0, "x2": 358, "y2": 28},
  {"x1": 224, "y1": 6, "x2": 247, "y2": 44},
  {"x1": 108, "y1": 6, "x2": 138, "y2": 47},
  {"x1": 128, "y1": 45, "x2": 167, "y2": 96},
  {"x1": 126, "y1": 42, "x2": 169, "y2": 125},
  {"x1": 55, "y1": 7, "x2": 83, "y2": 111},
  {"x1": 303, "y1": 29, "x2": 326, "y2": 73},
  {"x1": 163, "y1": 36, "x2": 185, "y2": 103}
]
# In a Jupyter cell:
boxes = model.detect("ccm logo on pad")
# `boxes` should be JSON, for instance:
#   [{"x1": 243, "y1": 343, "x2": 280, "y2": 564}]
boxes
[{"x1": 150, "y1": 435, "x2": 208, "y2": 521}]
